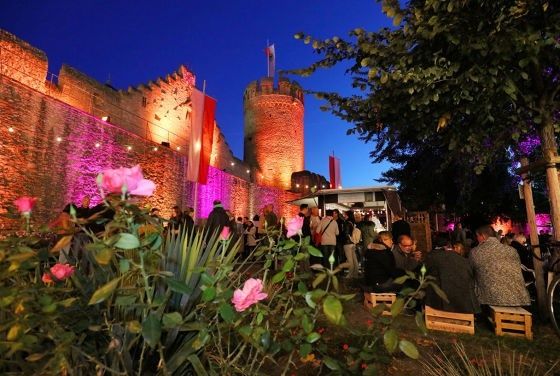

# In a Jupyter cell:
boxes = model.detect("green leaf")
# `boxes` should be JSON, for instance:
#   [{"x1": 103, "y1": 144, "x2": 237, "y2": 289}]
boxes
[
  {"x1": 162, "y1": 312, "x2": 183, "y2": 329},
  {"x1": 115, "y1": 295, "x2": 136, "y2": 306},
  {"x1": 142, "y1": 313, "x2": 162, "y2": 348},
  {"x1": 114, "y1": 233, "x2": 140, "y2": 249},
  {"x1": 93, "y1": 247, "x2": 114, "y2": 265},
  {"x1": 166, "y1": 278, "x2": 193, "y2": 295},
  {"x1": 323, "y1": 356, "x2": 341, "y2": 370},
  {"x1": 415, "y1": 311, "x2": 428, "y2": 335},
  {"x1": 202, "y1": 286, "x2": 216, "y2": 302},
  {"x1": 323, "y1": 295, "x2": 343, "y2": 325},
  {"x1": 119, "y1": 258, "x2": 130, "y2": 273},
  {"x1": 282, "y1": 258, "x2": 295, "y2": 272},
  {"x1": 187, "y1": 354, "x2": 209, "y2": 376},
  {"x1": 394, "y1": 275, "x2": 409, "y2": 285},
  {"x1": 383, "y1": 329, "x2": 398, "y2": 353},
  {"x1": 306, "y1": 332, "x2": 321, "y2": 343},
  {"x1": 426, "y1": 282, "x2": 449, "y2": 303},
  {"x1": 271, "y1": 271, "x2": 285, "y2": 284},
  {"x1": 391, "y1": 298, "x2": 405, "y2": 317},
  {"x1": 297, "y1": 281, "x2": 308, "y2": 294},
  {"x1": 88, "y1": 277, "x2": 121, "y2": 305},
  {"x1": 299, "y1": 343, "x2": 312, "y2": 357},
  {"x1": 307, "y1": 245, "x2": 323, "y2": 257},
  {"x1": 312, "y1": 273, "x2": 326, "y2": 288},
  {"x1": 283, "y1": 239, "x2": 298, "y2": 250},
  {"x1": 305, "y1": 292, "x2": 316, "y2": 309},
  {"x1": 302, "y1": 315, "x2": 313, "y2": 334},
  {"x1": 219, "y1": 303, "x2": 235, "y2": 323},
  {"x1": 399, "y1": 339, "x2": 419, "y2": 359}
]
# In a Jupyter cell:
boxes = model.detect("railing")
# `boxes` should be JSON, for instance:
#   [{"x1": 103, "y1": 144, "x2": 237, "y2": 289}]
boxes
[{"x1": 0, "y1": 44, "x2": 188, "y2": 153}]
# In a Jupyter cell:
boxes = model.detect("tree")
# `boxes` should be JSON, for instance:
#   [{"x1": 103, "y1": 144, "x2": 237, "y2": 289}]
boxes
[{"x1": 292, "y1": 0, "x2": 559, "y2": 316}]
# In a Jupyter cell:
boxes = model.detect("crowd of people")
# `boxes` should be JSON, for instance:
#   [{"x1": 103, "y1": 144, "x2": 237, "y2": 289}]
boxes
[
  {"x1": 362, "y1": 219, "x2": 534, "y2": 316},
  {"x1": 56, "y1": 196, "x2": 538, "y2": 317}
]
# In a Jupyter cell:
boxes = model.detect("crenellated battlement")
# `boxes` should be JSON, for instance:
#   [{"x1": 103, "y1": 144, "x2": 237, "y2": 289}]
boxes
[{"x1": 244, "y1": 77, "x2": 304, "y2": 104}]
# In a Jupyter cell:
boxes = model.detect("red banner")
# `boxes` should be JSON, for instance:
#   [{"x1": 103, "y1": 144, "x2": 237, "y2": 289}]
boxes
[
  {"x1": 329, "y1": 155, "x2": 341, "y2": 189},
  {"x1": 187, "y1": 89, "x2": 216, "y2": 184}
]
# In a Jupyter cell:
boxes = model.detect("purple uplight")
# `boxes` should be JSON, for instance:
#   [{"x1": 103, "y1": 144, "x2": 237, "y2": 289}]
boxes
[{"x1": 518, "y1": 134, "x2": 541, "y2": 156}]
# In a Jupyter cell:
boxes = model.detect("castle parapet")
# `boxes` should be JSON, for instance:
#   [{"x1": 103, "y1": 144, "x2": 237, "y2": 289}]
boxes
[{"x1": 243, "y1": 77, "x2": 304, "y2": 104}]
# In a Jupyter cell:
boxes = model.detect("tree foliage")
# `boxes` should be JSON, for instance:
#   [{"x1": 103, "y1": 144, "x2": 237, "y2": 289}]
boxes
[{"x1": 292, "y1": 0, "x2": 560, "y2": 174}]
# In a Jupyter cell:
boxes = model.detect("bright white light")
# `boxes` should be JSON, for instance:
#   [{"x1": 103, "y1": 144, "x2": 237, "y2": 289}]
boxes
[
  {"x1": 305, "y1": 185, "x2": 309, "y2": 189},
  {"x1": 153, "y1": 147, "x2": 158, "y2": 151},
  {"x1": 101, "y1": 116, "x2": 109, "y2": 121},
  {"x1": 8, "y1": 127, "x2": 14, "y2": 133},
  {"x1": 246, "y1": 169, "x2": 250, "y2": 173},
  {"x1": 56, "y1": 136, "x2": 62, "y2": 142},
  {"x1": 176, "y1": 146, "x2": 181, "y2": 151},
  {"x1": 127, "y1": 146, "x2": 132, "y2": 151},
  {"x1": 231, "y1": 162, "x2": 235, "y2": 166},
  {"x1": 194, "y1": 141, "x2": 201, "y2": 152},
  {"x1": 296, "y1": 184, "x2": 300, "y2": 188},
  {"x1": 95, "y1": 142, "x2": 101, "y2": 148}
]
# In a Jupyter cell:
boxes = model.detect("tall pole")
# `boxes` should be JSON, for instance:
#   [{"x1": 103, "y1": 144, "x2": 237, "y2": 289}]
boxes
[
  {"x1": 266, "y1": 40, "x2": 269, "y2": 78},
  {"x1": 520, "y1": 157, "x2": 547, "y2": 317}
]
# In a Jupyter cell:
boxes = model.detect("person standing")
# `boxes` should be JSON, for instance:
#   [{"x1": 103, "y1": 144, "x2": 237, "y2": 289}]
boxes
[
  {"x1": 264, "y1": 204, "x2": 279, "y2": 231},
  {"x1": 317, "y1": 210, "x2": 339, "y2": 267},
  {"x1": 206, "y1": 200, "x2": 230, "y2": 239},
  {"x1": 469, "y1": 225, "x2": 530, "y2": 307},
  {"x1": 294, "y1": 204, "x2": 311, "y2": 242}
]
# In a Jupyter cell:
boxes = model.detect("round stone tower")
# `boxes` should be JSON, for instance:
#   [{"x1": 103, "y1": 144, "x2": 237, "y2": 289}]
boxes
[{"x1": 243, "y1": 77, "x2": 304, "y2": 190}]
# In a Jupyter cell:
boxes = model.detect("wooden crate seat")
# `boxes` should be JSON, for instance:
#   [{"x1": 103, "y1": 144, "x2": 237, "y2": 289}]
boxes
[
  {"x1": 363, "y1": 293, "x2": 396, "y2": 316},
  {"x1": 424, "y1": 306, "x2": 475, "y2": 335},
  {"x1": 490, "y1": 306, "x2": 532, "y2": 340}
]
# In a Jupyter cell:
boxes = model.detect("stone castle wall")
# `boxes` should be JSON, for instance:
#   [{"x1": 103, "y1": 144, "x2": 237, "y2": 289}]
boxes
[
  {"x1": 0, "y1": 29, "x2": 300, "y2": 231},
  {"x1": 0, "y1": 29, "x2": 248, "y2": 179},
  {"x1": 243, "y1": 77, "x2": 305, "y2": 190}
]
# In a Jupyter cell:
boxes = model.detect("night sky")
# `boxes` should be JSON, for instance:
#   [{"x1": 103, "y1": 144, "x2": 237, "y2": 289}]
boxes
[{"x1": 0, "y1": 0, "x2": 393, "y2": 187}]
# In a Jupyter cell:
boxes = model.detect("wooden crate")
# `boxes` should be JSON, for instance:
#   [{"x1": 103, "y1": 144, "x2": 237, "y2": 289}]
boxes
[
  {"x1": 490, "y1": 306, "x2": 532, "y2": 340},
  {"x1": 363, "y1": 293, "x2": 396, "y2": 316},
  {"x1": 425, "y1": 306, "x2": 475, "y2": 335}
]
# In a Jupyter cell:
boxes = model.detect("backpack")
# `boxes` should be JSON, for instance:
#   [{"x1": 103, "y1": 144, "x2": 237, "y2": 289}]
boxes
[{"x1": 350, "y1": 225, "x2": 361, "y2": 245}]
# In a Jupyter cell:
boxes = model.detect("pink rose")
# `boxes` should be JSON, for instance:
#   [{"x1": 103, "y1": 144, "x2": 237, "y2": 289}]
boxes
[
  {"x1": 220, "y1": 226, "x2": 231, "y2": 241},
  {"x1": 42, "y1": 263, "x2": 75, "y2": 283},
  {"x1": 286, "y1": 216, "x2": 304, "y2": 238},
  {"x1": 100, "y1": 165, "x2": 155, "y2": 196},
  {"x1": 14, "y1": 196, "x2": 38, "y2": 214},
  {"x1": 231, "y1": 278, "x2": 268, "y2": 312}
]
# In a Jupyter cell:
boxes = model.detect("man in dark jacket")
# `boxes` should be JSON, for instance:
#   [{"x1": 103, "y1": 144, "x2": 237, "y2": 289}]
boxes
[
  {"x1": 425, "y1": 238, "x2": 480, "y2": 313},
  {"x1": 205, "y1": 200, "x2": 230, "y2": 239},
  {"x1": 364, "y1": 231, "x2": 400, "y2": 292},
  {"x1": 391, "y1": 214, "x2": 411, "y2": 242}
]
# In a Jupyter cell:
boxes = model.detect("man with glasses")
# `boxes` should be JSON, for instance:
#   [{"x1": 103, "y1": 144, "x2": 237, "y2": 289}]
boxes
[{"x1": 393, "y1": 234, "x2": 422, "y2": 273}]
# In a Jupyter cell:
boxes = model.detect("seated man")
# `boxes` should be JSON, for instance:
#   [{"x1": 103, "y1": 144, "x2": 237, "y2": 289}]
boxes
[
  {"x1": 425, "y1": 237, "x2": 480, "y2": 313},
  {"x1": 469, "y1": 225, "x2": 530, "y2": 307},
  {"x1": 392, "y1": 234, "x2": 422, "y2": 273},
  {"x1": 364, "y1": 231, "x2": 400, "y2": 292}
]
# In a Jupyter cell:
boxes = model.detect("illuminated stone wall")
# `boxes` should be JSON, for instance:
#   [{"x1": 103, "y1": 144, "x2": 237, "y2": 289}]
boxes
[
  {"x1": 0, "y1": 29, "x2": 301, "y2": 232},
  {"x1": 244, "y1": 77, "x2": 305, "y2": 190},
  {"x1": 0, "y1": 75, "x2": 299, "y2": 231}
]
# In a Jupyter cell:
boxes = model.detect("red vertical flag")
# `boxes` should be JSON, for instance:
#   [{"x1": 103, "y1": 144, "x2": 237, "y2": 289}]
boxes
[
  {"x1": 329, "y1": 155, "x2": 341, "y2": 189},
  {"x1": 187, "y1": 88, "x2": 216, "y2": 184},
  {"x1": 265, "y1": 44, "x2": 275, "y2": 78}
]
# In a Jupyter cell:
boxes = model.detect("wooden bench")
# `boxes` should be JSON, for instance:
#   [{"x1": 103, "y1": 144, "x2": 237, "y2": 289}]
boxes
[
  {"x1": 490, "y1": 306, "x2": 532, "y2": 340},
  {"x1": 424, "y1": 306, "x2": 475, "y2": 335},
  {"x1": 363, "y1": 293, "x2": 396, "y2": 316}
]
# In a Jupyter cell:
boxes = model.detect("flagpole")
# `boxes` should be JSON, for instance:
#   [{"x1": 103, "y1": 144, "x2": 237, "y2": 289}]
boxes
[
  {"x1": 193, "y1": 80, "x2": 207, "y2": 221},
  {"x1": 266, "y1": 40, "x2": 269, "y2": 77}
]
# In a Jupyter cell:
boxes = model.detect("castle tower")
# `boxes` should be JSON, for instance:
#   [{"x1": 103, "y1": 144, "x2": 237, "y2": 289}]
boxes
[{"x1": 243, "y1": 77, "x2": 304, "y2": 190}]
